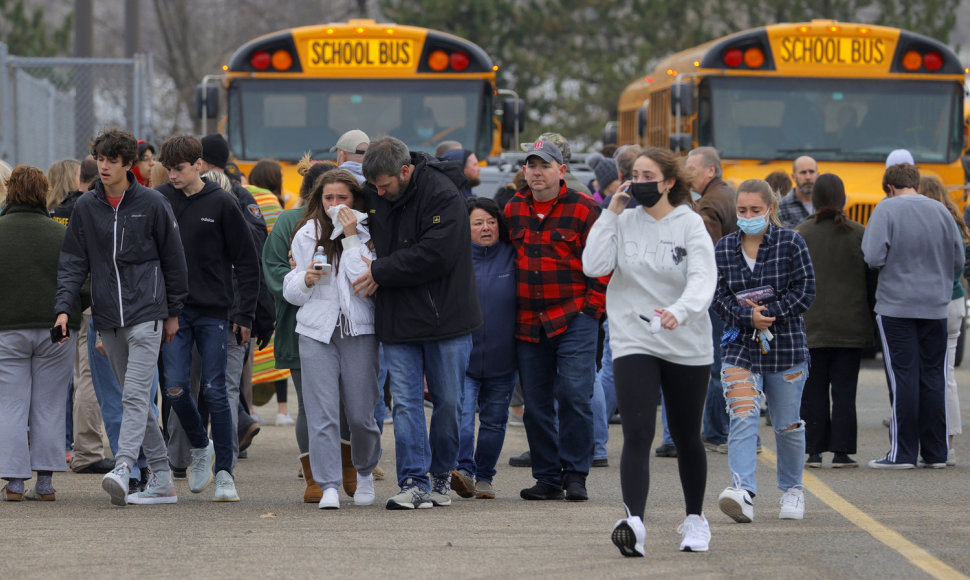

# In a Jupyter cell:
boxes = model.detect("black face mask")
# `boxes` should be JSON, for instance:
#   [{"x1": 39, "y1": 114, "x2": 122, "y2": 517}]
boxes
[{"x1": 630, "y1": 181, "x2": 662, "y2": 207}]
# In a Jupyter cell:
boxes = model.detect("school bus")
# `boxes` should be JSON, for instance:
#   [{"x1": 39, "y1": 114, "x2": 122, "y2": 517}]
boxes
[
  {"x1": 614, "y1": 20, "x2": 969, "y2": 222},
  {"x1": 198, "y1": 20, "x2": 522, "y2": 207}
]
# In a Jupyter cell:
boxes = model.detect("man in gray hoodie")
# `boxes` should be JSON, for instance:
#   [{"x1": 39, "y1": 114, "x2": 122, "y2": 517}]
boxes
[{"x1": 862, "y1": 162, "x2": 963, "y2": 469}]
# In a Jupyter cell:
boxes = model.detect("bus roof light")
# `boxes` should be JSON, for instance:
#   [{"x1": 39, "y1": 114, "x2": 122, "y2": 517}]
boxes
[
  {"x1": 744, "y1": 47, "x2": 765, "y2": 68},
  {"x1": 828, "y1": 25, "x2": 840, "y2": 33},
  {"x1": 271, "y1": 50, "x2": 292, "y2": 71},
  {"x1": 428, "y1": 50, "x2": 449, "y2": 71},
  {"x1": 723, "y1": 48, "x2": 743, "y2": 68},
  {"x1": 451, "y1": 51, "x2": 470, "y2": 71},
  {"x1": 385, "y1": 28, "x2": 395, "y2": 34},
  {"x1": 492, "y1": 65, "x2": 499, "y2": 71},
  {"x1": 924, "y1": 51, "x2": 943, "y2": 71},
  {"x1": 902, "y1": 50, "x2": 923, "y2": 71},
  {"x1": 858, "y1": 27, "x2": 870, "y2": 34},
  {"x1": 250, "y1": 50, "x2": 270, "y2": 70}
]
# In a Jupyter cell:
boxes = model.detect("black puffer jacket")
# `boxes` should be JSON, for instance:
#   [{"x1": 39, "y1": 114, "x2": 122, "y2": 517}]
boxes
[
  {"x1": 365, "y1": 152, "x2": 482, "y2": 343},
  {"x1": 55, "y1": 173, "x2": 188, "y2": 330}
]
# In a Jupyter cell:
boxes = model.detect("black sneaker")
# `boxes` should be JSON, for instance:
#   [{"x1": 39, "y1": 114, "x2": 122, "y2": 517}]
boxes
[
  {"x1": 563, "y1": 474, "x2": 588, "y2": 502},
  {"x1": 832, "y1": 453, "x2": 858, "y2": 468},
  {"x1": 608, "y1": 413, "x2": 622, "y2": 425},
  {"x1": 805, "y1": 454, "x2": 823, "y2": 468},
  {"x1": 592, "y1": 458, "x2": 609, "y2": 468},
  {"x1": 520, "y1": 481, "x2": 564, "y2": 500},
  {"x1": 73, "y1": 457, "x2": 115, "y2": 474},
  {"x1": 508, "y1": 450, "x2": 531, "y2": 467},
  {"x1": 171, "y1": 467, "x2": 187, "y2": 479},
  {"x1": 655, "y1": 444, "x2": 677, "y2": 458}
]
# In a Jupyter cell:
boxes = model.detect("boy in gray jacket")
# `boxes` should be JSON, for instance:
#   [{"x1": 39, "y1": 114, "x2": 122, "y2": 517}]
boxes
[{"x1": 862, "y1": 162, "x2": 963, "y2": 469}]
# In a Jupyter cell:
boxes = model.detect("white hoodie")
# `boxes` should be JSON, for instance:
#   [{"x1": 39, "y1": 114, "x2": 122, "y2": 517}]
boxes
[
  {"x1": 283, "y1": 220, "x2": 375, "y2": 344},
  {"x1": 583, "y1": 205, "x2": 716, "y2": 365}
]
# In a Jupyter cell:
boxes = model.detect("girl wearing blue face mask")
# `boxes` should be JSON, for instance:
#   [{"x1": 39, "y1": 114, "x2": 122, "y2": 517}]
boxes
[{"x1": 711, "y1": 178, "x2": 816, "y2": 525}]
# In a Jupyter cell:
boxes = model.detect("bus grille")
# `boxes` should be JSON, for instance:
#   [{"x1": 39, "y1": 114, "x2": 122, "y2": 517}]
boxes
[{"x1": 847, "y1": 203, "x2": 875, "y2": 225}]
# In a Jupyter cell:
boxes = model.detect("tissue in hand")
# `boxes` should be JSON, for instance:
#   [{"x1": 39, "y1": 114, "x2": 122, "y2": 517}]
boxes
[{"x1": 326, "y1": 204, "x2": 369, "y2": 240}]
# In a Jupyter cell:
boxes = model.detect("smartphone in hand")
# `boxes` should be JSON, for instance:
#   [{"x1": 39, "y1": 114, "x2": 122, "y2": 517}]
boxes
[{"x1": 50, "y1": 325, "x2": 69, "y2": 343}]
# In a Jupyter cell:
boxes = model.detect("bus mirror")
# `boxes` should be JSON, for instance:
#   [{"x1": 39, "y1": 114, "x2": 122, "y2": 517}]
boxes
[
  {"x1": 602, "y1": 121, "x2": 617, "y2": 145},
  {"x1": 502, "y1": 98, "x2": 526, "y2": 134},
  {"x1": 637, "y1": 106, "x2": 648, "y2": 139},
  {"x1": 669, "y1": 133, "x2": 692, "y2": 152},
  {"x1": 195, "y1": 84, "x2": 219, "y2": 120},
  {"x1": 670, "y1": 81, "x2": 694, "y2": 117}
]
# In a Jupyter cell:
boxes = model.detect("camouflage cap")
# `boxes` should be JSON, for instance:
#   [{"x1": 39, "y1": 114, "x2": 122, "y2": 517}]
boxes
[{"x1": 520, "y1": 132, "x2": 571, "y2": 162}]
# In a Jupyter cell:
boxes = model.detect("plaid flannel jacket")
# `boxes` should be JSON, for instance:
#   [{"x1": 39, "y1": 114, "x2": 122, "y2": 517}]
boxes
[
  {"x1": 777, "y1": 190, "x2": 812, "y2": 229},
  {"x1": 505, "y1": 182, "x2": 608, "y2": 342},
  {"x1": 712, "y1": 224, "x2": 816, "y2": 374}
]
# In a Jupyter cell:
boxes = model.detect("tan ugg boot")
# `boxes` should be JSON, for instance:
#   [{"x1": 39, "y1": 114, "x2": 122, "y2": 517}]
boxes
[
  {"x1": 299, "y1": 453, "x2": 322, "y2": 503},
  {"x1": 341, "y1": 440, "x2": 357, "y2": 497}
]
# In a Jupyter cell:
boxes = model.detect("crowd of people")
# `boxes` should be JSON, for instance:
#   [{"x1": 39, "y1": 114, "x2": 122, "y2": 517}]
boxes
[{"x1": 0, "y1": 126, "x2": 964, "y2": 558}]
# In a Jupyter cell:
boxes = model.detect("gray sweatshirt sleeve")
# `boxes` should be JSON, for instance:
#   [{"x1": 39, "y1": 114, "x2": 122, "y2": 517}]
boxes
[{"x1": 861, "y1": 205, "x2": 889, "y2": 269}]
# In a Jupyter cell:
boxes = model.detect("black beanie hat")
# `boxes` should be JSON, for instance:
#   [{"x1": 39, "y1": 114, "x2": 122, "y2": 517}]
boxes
[{"x1": 201, "y1": 134, "x2": 230, "y2": 168}]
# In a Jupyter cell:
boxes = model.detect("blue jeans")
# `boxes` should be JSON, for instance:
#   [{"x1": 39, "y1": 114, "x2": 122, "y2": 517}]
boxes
[
  {"x1": 88, "y1": 318, "x2": 155, "y2": 479},
  {"x1": 373, "y1": 344, "x2": 388, "y2": 432},
  {"x1": 383, "y1": 334, "x2": 472, "y2": 491},
  {"x1": 702, "y1": 309, "x2": 729, "y2": 444},
  {"x1": 517, "y1": 313, "x2": 598, "y2": 486},
  {"x1": 161, "y1": 309, "x2": 234, "y2": 475},
  {"x1": 722, "y1": 361, "x2": 808, "y2": 495},
  {"x1": 457, "y1": 372, "x2": 516, "y2": 482},
  {"x1": 592, "y1": 319, "x2": 612, "y2": 460}
]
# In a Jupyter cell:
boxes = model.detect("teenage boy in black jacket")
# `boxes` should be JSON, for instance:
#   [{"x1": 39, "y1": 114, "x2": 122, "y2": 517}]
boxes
[
  {"x1": 357, "y1": 136, "x2": 482, "y2": 510},
  {"x1": 156, "y1": 135, "x2": 260, "y2": 502},
  {"x1": 55, "y1": 129, "x2": 188, "y2": 506}
]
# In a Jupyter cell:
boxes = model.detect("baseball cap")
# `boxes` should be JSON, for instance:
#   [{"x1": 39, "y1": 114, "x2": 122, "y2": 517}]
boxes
[
  {"x1": 525, "y1": 140, "x2": 564, "y2": 165},
  {"x1": 330, "y1": 129, "x2": 371, "y2": 154},
  {"x1": 520, "y1": 132, "x2": 572, "y2": 162}
]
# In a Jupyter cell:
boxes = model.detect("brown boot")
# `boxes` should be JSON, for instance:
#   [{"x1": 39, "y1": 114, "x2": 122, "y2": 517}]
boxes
[
  {"x1": 299, "y1": 453, "x2": 322, "y2": 503},
  {"x1": 341, "y1": 440, "x2": 357, "y2": 497}
]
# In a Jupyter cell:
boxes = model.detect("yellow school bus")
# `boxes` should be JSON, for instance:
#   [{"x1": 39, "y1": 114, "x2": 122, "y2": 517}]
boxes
[
  {"x1": 200, "y1": 20, "x2": 520, "y2": 207},
  {"x1": 615, "y1": 20, "x2": 969, "y2": 222}
]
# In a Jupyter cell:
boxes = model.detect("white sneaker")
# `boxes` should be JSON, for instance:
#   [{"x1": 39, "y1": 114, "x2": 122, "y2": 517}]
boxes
[
  {"x1": 677, "y1": 514, "x2": 711, "y2": 552},
  {"x1": 188, "y1": 440, "x2": 215, "y2": 493},
  {"x1": 611, "y1": 506, "x2": 646, "y2": 558},
  {"x1": 102, "y1": 462, "x2": 130, "y2": 507},
  {"x1": 947, "y1": 448, "x2": 956, "y2": 466},
  {"x1": 213, "y1": 470, "x2": 239, "y2": 502},
  {"x1": 779, "y1": 487, "x2": 804, "y2": 520},
  {"x1": 319, "y1": 487, "x2": 340, "y2": 509},
  {"x1": 354, "y1": 473, "x2": 375, "y2": 506},
  {"x1": 127, "y1": 470, "x2": 177, "y2": 505},
  {"x1": 276, "y1": 413, "x2": 295, "y2": 426},
  {"x1": 718, "y1": 485, "x2": 754, "y2": 523}
]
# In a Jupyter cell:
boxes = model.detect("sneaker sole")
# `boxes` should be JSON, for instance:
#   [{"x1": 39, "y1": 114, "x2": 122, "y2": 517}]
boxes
[
  {"x1": 611, "y1": 522, "x2": 643, "y2": 557},
  {"x1": 718, "y1": 497, "x2": 752, "y2": 523},
  {"x1": 127, "y1": 495, "x2": 178, "y2": 505},
  {"x1": 681, "y1": 543, "x2": 709, "y2": 553},
  {"x1": 102, "y1": 477, "x2": 128, "y2": 507},
  {"x1": 431, "y1": 498, "x2": 452, "y2": 507},
  {"x1": 779, "y1": 511, "x2": 804, "y2": 520},
  {"x1": 831, "y1": 462, "x2": 858, "y2": 468},
  {"x1": 214, "y1": 494, "x2": 240, "y2": 502},
  {"x1": 354, "y1": 495, "x2": 375, "y2": 506},
  {"x1": 385, "y1": 499, "x2": 433, "y2": 510},
  {"x1": 805, "y1": 463, "x2": 822, "y2": 469},
  {"x1": 450, "y1": 471, "x2": 476, "y2": 498},
  {"x1": 868, "y1": 461, "x2": 916, "y2": 470}
]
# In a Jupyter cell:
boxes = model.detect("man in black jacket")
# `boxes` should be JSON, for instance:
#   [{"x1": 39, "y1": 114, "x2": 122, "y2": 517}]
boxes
[
  {"x1": 156, "y1": 135, "x2": 261, "y2": 502},
  {"x1": 55, "y1": 129, "x2": 188, "y2": 507},
  {"x1": 357, "y1": 136, "x2": 482, "y2": 510}
]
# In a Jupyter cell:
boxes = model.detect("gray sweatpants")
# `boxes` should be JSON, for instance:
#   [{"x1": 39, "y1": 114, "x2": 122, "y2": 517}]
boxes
[
  {"x1": 0, "y1": 329, "x2": 75, "y2": 478},
  {"x1": 99, "y1": 321, "x2": 169, "y2": 474},
  {"x1": 168, "y1": 328, "x2": 245, "y2": 470},
  {"x1": 299, "y1": 332, "x2": 381, "y2": 490}
]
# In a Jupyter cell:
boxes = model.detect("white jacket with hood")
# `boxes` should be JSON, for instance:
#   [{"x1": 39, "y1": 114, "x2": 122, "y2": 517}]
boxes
[{"x1": 283, "y1": 219, "x2": 375, "y2": 343}]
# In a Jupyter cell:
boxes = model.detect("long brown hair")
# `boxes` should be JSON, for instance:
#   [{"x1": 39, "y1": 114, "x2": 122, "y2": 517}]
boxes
[
  {"x1": 637, "y1": 147, "x2": 692, "y2": 207},
  {"x1": 291, "y1": 169, "x2": 365, "y2": 268},
  {"x1": 919, "y1": 175, "x2": 970, "y2": 244},
  {"x1": 811, "y1": 173, "x2": 851, "y2": 231}
]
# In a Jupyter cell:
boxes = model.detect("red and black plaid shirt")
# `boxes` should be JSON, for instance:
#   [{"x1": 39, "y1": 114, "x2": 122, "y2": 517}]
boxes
[{"x1": 504, "y1": 182, "x2": 608, "y2": 342}]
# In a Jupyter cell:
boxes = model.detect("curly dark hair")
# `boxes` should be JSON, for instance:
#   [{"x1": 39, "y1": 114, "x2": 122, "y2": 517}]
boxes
[{"x1": 91, "y1": 129, "x2": 138, "y2": 166}]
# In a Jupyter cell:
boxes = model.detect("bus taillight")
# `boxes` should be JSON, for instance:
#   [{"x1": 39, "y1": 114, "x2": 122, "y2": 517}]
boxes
[
  {"x1": 924, "y1": 51, "x2": 943, "y2": 71},
  {"x1": 272, "y1": 50, "x2": 293, "y2": 71},
  {"x1": 723, "y1": 48, "x2": 743, "y2": 67},
  {"x1": 744, "y1": 47, "x2": 765, "y2": 68},
  {"x1": 251, "y1": 51, "x2": 270, "y2": 70},
  {"x1": 428, "y1": 50, "x2": 449, "y2": 71},
  {"x1": 450, "y1": 52, "x2": 470, "y2": 71}
]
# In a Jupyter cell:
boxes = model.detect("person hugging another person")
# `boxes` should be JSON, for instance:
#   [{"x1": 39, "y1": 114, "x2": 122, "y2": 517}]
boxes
[{"x1": 283, "y1": 169, "x2": 382, "y2": 509}]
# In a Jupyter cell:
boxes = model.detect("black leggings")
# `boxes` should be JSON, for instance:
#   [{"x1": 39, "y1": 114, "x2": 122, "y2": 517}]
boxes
[{"x1": 614, "y1": 354, "x2": 709, "y2": 518}]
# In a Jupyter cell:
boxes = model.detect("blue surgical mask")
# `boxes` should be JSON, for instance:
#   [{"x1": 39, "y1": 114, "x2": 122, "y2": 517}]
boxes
[{"x1": 736, "y1": 214, "x2": 768, "y2": 235}]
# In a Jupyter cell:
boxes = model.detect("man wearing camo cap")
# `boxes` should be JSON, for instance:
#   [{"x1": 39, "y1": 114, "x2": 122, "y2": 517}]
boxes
[{"x1": 520, "y1": 133, "x2": 591, "y2": 196}]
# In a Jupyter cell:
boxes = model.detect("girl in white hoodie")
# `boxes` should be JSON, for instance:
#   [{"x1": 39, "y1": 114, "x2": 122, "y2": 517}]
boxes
[
  {"x1": 584, "y1": 148, "x2": 717, "y2": 555},
  {"x1": 283, "y1": 169, "x2": 381, "y2": 509}
]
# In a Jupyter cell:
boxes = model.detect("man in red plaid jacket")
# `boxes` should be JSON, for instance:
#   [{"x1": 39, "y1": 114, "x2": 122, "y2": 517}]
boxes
[{"x1": 504, "y1": 138, "x2": 608, "y2": 502}]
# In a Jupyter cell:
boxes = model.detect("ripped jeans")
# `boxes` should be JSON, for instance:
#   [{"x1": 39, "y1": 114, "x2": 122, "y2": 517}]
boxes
[{"x1": 721, "y1": 361, "x2": 807, "y2": 496}]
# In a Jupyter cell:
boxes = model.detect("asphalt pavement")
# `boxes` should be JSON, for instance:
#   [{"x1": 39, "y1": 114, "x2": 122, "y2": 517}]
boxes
[{"x1": 2, "y1": 356, "x2": 968, "y2": 579}]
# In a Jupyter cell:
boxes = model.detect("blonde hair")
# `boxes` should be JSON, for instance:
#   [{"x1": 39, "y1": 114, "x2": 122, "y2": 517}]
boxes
[
  {"x1": 203, "y1": 169, "x2": 232, "y2": 192},
  {"x1": 0, "y1": 160, "x2": 12, "y2": 208},
  {"x1": 47, "y1": 158, "x2": 81, "y2": 210},
  {"x1": 737, "y1": 178, "x2": 782, "y2": 226},
  {"x1": 149, "y1": 163, "x2": 169, "y2": 188},
  {"x1": 919, "y1": 175, "x2": 970, "y2": 244}
]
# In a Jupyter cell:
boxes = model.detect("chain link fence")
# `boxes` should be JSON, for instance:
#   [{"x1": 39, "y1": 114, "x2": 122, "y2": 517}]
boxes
[{"x1": 0, "y1": 42, "x2": 153, "y2": 170}]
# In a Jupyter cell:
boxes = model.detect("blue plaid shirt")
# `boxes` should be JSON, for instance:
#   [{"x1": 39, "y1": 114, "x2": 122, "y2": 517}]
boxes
[{"x1": 713, "y1": 224, "x2": 816, "y2": 373}]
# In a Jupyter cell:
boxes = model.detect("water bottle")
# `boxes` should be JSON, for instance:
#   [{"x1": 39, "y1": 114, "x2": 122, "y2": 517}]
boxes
[{"x1": 312, "y1": 246, "x2": 326, "y2": 270}]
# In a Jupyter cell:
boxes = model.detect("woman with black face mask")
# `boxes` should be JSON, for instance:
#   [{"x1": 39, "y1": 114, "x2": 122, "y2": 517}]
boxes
[{"x1": 583, "y1": 148, "x2": 717, "y2": 556}]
